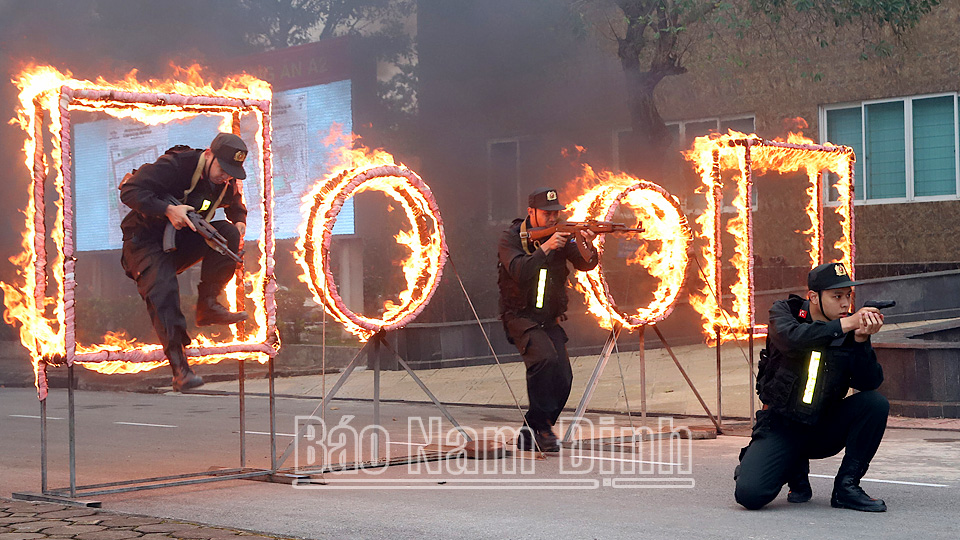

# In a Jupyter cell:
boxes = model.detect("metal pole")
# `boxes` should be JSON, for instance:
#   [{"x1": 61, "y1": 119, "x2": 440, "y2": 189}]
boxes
[
  {"x1": 40, "y1": 395, "x2": 48, "y2": 494},
  {"x1": 749, "y1": 332, "x2": 756, "y2": 424},
  {"x1": 639, "y1": 326, "x2": 647, "y2": 424},
  {"x1": 562, "y1": 324, "x2": 622, "y2": 444},
  {"x1": 68, "y1": 365, "x2": 76, "y2": 497},
  {"x1": 652, "y1": 325, "x2": 722, "y2": 433},
  {"x1": 239, "y1": 360, "x2": 246, "y2": 468},
  {"x1": 269, "y1": 356, "x2": 276, "y2": 470},
  {"x1": 716, "y1": 328, "x2": 722, "y2": 428},
  {"x1": 373, "y1": 334, "x2": 381, "y2": 462}
]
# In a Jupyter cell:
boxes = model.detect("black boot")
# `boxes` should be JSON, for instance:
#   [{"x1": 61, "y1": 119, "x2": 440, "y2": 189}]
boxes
[
  {"x1": 196, "y1": 295, "x2": 248, "y2": 327},
  {"x1": 516, "y1": 425, "x2": 560, "y2": 452},
  {"x1": 787, "y1": 459, "x2": 812, "y2": 503},
  {"x1": 831, "y1": 458, "x2": 886, "y2": 512},
  {"x1": 168, "y1": 346, "x2": 204, "y2": 392}
]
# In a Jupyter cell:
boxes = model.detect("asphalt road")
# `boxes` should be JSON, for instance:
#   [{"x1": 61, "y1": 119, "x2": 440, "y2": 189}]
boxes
[{"x1": 1, "y1": 387, "x2": 958, "y2": 539}]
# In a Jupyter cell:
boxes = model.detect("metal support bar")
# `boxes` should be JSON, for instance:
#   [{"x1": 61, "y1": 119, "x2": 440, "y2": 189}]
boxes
[
  {"x1": 273, "y1": 341, "x2": 373, "y2": 470},
  {"x1": 68, "y1": 365, "x2": 76, "y2": 497},
  {"x1": 40, "y1": 396, "x2": 47, "y2": 494},
  {"x1": 639, "y1": 327, "x2": 647, "y2": 423},
  {"x1": 393, "y1": 354, "x2": 472, "y2": 442},
  {"x1": 373, "y1": 336, "x2": 381, "y2": 462},
  {"x1": 651, "y1": 325, "x2": 723, "y2": 433},
  {"x1": 562, "y1": 324, "x2": 622, "y2": 444},
  {"x1": 749, "y1": 332, "x2": 756, "y2": 424},
  {"x1": 269, "y1": 355, "x2": 276, "y2": 470},
  {"x1": 239, "y1": 360, "x2": 246, "y2": 468},
  {"x1": 716, "y1": 329, "x2": 722, "y2": 428}
]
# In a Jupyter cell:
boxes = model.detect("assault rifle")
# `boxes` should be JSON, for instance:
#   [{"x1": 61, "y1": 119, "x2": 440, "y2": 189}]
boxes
[
  {"x1": 522, "y1": 220, "x2": 645, "y2": 260},
  {"x1": 160, "y1": 194, "x2": 243, "y2": 264}
]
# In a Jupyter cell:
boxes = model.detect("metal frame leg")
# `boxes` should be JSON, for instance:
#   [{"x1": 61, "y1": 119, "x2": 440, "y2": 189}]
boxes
[
  {"x1": 562, "y1": 324, "x2": 622, "y2": 444},
  {"x1": 239, "y1": 360, "x2": 246, "y2": 468},
  {"x1": 716, "y1": 329, "x2": 722, "y2": 428},
  {"x1": 41, "y1": 396, "x2": 48, "y2": 494},
  {"x1": 373, "y1": 336, "x2": 381, "y2": 462},
  {"x1": 652, "y1": 325, "x2": 722, "y2": 433},
  {"x1": 639, "y1": 327, "x2": 647, "y2": 424},
  {"x1": 68, "y1": 365, "x2": 76, "y2": 498}
]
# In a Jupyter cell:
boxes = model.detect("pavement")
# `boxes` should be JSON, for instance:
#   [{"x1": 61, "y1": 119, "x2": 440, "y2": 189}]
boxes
[
  {"x1": 2, "y1": 388, "x2": 959, "y2": 539},
  {"x1": 195, "y1": 317, "x2": 960, "y2": 430},
  {"x1": 1, "y1": 317, "x2": 958, "y2": 539},
  {"x1": 0, "y1": 498, "x2": 289, "y2": 540}
]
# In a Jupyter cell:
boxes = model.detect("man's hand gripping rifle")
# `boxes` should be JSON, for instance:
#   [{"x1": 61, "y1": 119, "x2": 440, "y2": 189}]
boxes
[
  {"x1": 160, "y1": 194, "x2": 243, "y2": 264},
  {"x1": 524, "y1": 220, "x2": 645, "y2": 259}
]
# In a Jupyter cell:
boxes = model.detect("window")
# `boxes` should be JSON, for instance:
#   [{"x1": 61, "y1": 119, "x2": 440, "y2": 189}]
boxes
[
  {"x1": 488, "y1": 139, "x2": 520, "y2": 222},
  {"x1": 615, "y1": 115, "x2": 757, "y2": 211},
  {"x1": 614, "y1": 115, "x2": 755, "y2": 170},
  {"x1": 821, "y1": 94, "x2": 959, "y2": 203}
]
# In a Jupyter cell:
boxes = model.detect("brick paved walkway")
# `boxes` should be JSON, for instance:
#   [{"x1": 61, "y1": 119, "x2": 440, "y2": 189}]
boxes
[{"x1": 0, "y1": 500, "x2": 291, "y2": 540}]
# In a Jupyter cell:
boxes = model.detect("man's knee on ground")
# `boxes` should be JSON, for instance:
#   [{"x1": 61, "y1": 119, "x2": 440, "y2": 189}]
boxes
[{"x1": 735, "y1": 480, "x2": 779, "y2": 510}]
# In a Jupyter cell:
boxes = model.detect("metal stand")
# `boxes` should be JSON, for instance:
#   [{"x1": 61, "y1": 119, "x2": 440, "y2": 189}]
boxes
[
  {"x1": 13, "y1": 357, "x2": 280, "y2": 507},
  {"x1": 272, "y1": 329, "x2": 471, "y2": 474},
  {"x1": 561, "y1": 323, "x2": 723, "y2": 445}
]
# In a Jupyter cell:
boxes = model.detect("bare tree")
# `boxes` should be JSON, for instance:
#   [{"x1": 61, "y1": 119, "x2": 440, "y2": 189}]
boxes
[{"x1": 578, "y1": 0, "x2": 942, "y2": 180}]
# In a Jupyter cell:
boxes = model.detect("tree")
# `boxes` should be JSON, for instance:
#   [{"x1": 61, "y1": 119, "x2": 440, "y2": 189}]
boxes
[
  {"x1": 578, "y1": 0, "x2": 942, "y2": 180},
  {"x1": 241, "y1": 0, "x2": 418, "y2": 143}
]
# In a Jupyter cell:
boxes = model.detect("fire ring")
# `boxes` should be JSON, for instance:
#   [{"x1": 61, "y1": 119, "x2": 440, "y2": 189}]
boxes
[
  {"x1": 578, "y1": 181, "x2": 692, "y2": 328},
  {"x1": 300, "y1": 164, "x2": 446, "y2": 340}
]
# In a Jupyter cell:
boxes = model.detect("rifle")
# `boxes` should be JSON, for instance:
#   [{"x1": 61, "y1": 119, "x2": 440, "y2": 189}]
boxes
[
  {"x1": 523, "y1": 219, "x2": 645, "y2": 260},
  {"x1": 160, "y1": 194, "x2": 243, "y2": 264}
]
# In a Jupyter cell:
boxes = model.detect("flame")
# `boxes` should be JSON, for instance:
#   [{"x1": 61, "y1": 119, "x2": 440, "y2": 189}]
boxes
[
  {"x1": 295, "y1": 133, "x2": 446, "y2": 341},
  {"x1": 2, "y1": 65, "x2": 274, "y2": 391},
  {"x1": 564, "y1": 166, "x2": 691, "y2": 329},
  {"x1": 683, "y1": 126, "x2": 855, "y2": 344}
]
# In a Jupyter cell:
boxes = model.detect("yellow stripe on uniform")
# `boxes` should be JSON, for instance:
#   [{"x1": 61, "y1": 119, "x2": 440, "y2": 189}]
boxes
[
  {"x1": 535, "y1": 268, "x2": 547, "y2": 309},
  {"x1": 801, "y1": 351, "x2": 822, "y2": 404}
]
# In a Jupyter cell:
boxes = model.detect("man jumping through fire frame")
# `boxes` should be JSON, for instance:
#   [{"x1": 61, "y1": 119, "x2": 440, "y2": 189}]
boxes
[
  {"x1": 119, "y1": 132, "x2": 249, "y2": 391},
  {"x1": 498, "y1": 187, "x2": 598, "y2": 452}
]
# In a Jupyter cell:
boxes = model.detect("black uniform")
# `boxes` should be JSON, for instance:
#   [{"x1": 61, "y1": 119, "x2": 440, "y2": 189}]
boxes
[
  {"x1": 498, "y1": 218, "x2": 598, "y2": 432},
  {"x1": 119, "y1": 147, "x2": 246, "y2": 357},
  {"x1": 735, "y1": 294, "x2": 889, "y2": 510}
]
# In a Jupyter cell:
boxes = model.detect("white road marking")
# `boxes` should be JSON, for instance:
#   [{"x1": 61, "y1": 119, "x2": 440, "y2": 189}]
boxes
[
  {"x1": 242, "y1": 430, "x2": 297, "y2": 437},
  {"x1": 9, "y1": 414, "x2": 64, "y2": 420},
  {"x1": 569, "y1": 453, "x2": 683, "y2": 467},
  {"x1": 114, "y1": 421, "x2": 177, "y2": 428},
  {"x1": 809, "y1": 473, "x2": 949, "y2": 488}
]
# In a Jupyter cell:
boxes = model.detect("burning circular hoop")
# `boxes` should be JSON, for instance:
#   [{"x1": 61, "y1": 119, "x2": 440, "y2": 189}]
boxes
[
  {"x1": 574, "y1": 180, "x2": 692, "y2": 328},
  {"x1": 299, "y1": 164, "x2": 446, "y2": 340}
]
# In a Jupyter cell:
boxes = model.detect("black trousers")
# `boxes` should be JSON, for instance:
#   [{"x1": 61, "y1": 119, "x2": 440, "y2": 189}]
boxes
[
  {"x1": 734, "y1": 390, "x2": 889, "y2": 510},
  {"x1": 120, "y1": 222, "x2": 241, "y2": 354},
  {"x1": 507, "y1": 322, "x2": 573, "y2": 431}
]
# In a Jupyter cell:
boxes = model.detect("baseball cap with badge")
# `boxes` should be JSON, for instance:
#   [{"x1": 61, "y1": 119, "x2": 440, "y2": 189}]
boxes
[
  {"x1": 808, "y1": 262, "x2": 861, "y2": 291},
  {"x1": 210, "y1": 132, "x2": 248, "y2": 180},
  {"x1": 528, "y1": 187, "x2": 565, "y2": 212}
]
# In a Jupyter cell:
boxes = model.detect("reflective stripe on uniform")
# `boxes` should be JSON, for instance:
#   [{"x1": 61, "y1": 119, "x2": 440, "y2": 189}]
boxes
[
  {"x1": 535, "y1": 268, "x2": 547, "y2": 309},
  {"x1": 801, "y1": 350, "x2": 822, "y2": 404}
]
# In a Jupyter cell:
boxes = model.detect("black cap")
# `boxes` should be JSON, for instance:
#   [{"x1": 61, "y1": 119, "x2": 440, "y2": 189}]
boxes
[
  {"x1": 528, "y1": 188, "x2": 565, "y2": 211},
  {"x1": 210, "y1": 132, "x2": 248, "y2": 180},
  {"x1": 808, "y1": 262, "x2": 860, "y2": 291}
]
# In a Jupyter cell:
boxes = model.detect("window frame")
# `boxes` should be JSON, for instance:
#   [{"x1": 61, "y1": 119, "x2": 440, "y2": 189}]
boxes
[{"x1": 819, "y1": 93, "x2": 960, "y2": 206}]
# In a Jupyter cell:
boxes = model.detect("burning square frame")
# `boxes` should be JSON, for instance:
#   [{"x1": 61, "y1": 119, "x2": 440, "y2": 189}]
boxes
[
  {"x1": 694, "y1": 136, "x2": 856, "y2": 341},
  {"x1": 27, "y1": 84, "x2": 279, "y2": 389}
]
